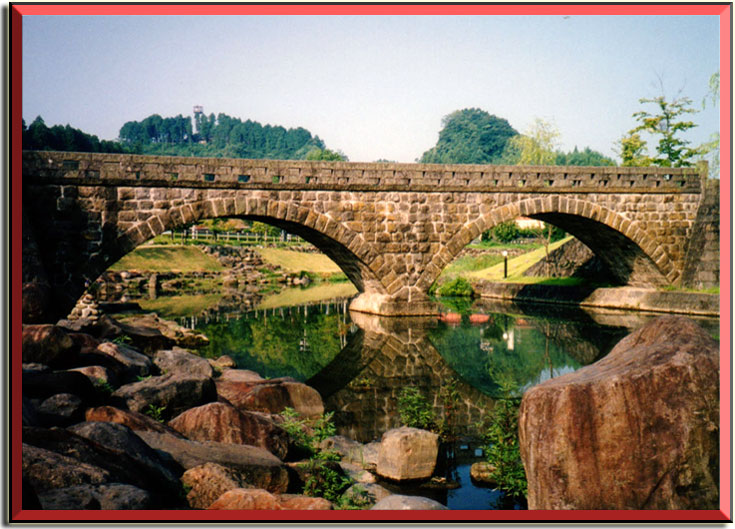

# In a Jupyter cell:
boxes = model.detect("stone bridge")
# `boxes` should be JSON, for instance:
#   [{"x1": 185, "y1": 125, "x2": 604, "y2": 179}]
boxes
[{"x1": 22, "y1": 151, "x2": 714, "y2": 321}]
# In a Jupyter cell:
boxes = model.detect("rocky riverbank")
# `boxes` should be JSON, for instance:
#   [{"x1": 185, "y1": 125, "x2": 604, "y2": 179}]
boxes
[{"x1": 21, "y1": 313, "x2": 449, "y2": 511}]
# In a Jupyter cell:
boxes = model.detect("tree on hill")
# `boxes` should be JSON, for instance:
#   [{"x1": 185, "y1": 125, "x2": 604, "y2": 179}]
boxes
[
  {"x1": 419, "y1": 108, "x2": 518, "y2": 164},
  {"x1": 306, "y1": 148, "x2": 348, "y2": 161},
  {"x1": 23, "y1": 116, "x2": 128, "y2": 153}
]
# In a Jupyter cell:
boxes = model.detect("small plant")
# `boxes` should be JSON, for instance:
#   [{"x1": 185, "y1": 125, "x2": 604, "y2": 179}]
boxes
[
  {"x1": 302, "y1": 450, "x2": 352, "y2": 503},
  {"x1": 312, "y1": 411, "x2": 337, "y2": 443},
  {"x1": 112, "y1": 335, "x2": 133, "y2": 345},
  {"x1": 136, "y1": 374, "x2": 152, "y2": 382},
  {"x1": 144, "y1": 404, "x2": 167, "y2": 423},
  {"x1": 94, "y1": 378, "x2": 115, "y2": 396},
  {"x1": 397, "y1": 387, "x2": 436, "y2": 431},
  {"x1": 335, "y1": 484, "x2": 373, "y2": 510}
]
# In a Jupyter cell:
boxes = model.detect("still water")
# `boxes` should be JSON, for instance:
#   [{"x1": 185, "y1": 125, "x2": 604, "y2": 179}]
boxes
[{"x1": 162, "y1": 291, "x2": 719, "y2": 510}]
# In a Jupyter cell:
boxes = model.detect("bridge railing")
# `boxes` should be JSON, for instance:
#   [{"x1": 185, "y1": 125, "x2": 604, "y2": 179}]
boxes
[{"x1": 22, "y1": 151, "x2": 704, "y2": 192}]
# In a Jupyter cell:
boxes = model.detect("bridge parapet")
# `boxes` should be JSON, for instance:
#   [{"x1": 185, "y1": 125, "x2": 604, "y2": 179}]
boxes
[{"x1": 23, "y1": 151, "x2": 703, "y2": 193}]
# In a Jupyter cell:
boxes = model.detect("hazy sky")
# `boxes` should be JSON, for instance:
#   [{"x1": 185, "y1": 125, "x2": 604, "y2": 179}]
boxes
[{"x1": 22, "y1": 14, "x2": 720, "y2": 162}]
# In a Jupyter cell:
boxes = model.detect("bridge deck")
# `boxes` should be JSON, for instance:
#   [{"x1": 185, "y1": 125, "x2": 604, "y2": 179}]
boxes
[{"x1": 23, "y1": 151, "x2": 704, "y2": 194}]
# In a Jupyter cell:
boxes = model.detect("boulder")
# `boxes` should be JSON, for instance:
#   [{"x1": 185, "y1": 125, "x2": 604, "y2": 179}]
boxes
[
  {"x1": 362, "y1": 442, "x2": 381, "y2": 471},
  {"x1": 216, "y1": 378, "x2": 324, "y2": 418},
  {"x1": 206, "y1": 488, "x2": 280, "y2": 510},
  {"x1": 469, "y1": 462, "x2": 497, "y2": 485},
  {"x1": 22, "y1": 363, "x2": 49, "y2": 374},
  {"x1": 68, "y1": 365, "x2": 115, "y2": 387},
  {"x1": 340, "y1": 462, "x2": 377, "y2": 484},
  {"x1": 181, "y1": 463, "x2": 255, "y2": 509},
  {"x1": 376, "y1": 427, "x2": 439, "y2": 481},
  {"x1": 209, "y1": 355, "x2": 237, "y2": 371},
  {"x1": 37, "y1": 483, "x2": 152, "y2": 510},
  {"x1": 519, "y1": 315, "x2": 719, "y2": 510},
  {"x1": 154, "y1": 347, "x2": 214, "y2": 378},
  {"x1": 96, "y1": 342, "x2": 152, "y2": 382},
  {"x1": 218, "y1": 369, "x2": 264, "y2": 383},
  {"x1": 22, "y1": 370, "x2": 98, "y2": 403},
  {"x1": 168, "y1": 402, "x2": 289, "y2": 460},
  {"x1": 22, "y1": 324, "x2": 74, "y2": 365},
  {"x1": 111, "y1": 373, "x2": 217, "y2": 420},
  {"x1": 85, "y1": 406, "x2": 184, "y2": 437},
  {"x1": 370, "y1": 494, "x2": 448, "y2": 510},
  {"x1": 22, "y1": 443, "x2": 111, "y2": 492},
  {"x1": 117, "y1": 313, "x2": 209, "y2": 351},
  {"x1": 342, "y1": 482, "x2": 392, "y2": 507},
  {"x1": 276, "y1": 494, "x2": 333, "y2": 510},
  {"x1": 319, "y1": 436, "x2": 367, "y2": 467},
  {"x1": 37, "y1": 393, "x2": 85, "y2": 427},
  {"x1": 136, "y1": 431, "x2": 289, "y2": 493}
]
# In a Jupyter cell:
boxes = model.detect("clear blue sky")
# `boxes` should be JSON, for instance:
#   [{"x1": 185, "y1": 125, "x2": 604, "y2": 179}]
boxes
[{"x1": 22, "y1": 14, "x2": 720, "y2": 162}]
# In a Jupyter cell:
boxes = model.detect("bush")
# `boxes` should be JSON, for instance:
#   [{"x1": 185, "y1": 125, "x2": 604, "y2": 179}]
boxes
[
  {"x1": 490, "y1": 221, "x2": 520, "y2": 243},
  {"x1": 436, "y1": 277, "x2": 475, "y2": 298},
  {"x1": 397, "y1": 387, "x2": 436, "y2": 431}
]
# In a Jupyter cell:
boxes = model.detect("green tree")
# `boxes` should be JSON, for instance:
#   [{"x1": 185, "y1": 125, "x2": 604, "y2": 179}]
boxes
[
  {"x1": 615, "y1": 132, "x2": 654, "y2": 167},
  {"x1": 504, "y1": 118, "x2": 560, "y2": 165},
  {"x1": 306, "y1": 148, "x2": 348, "y2": 161},
  {"x1": 624, "y1": 91, "x2": 701, "y2": 167},
  {"x1": 420, "y1": 108, "x2": 518, "y2": 164},
  {"x1": 698, "y1": 72, "x2": 720, "y2": 178}
]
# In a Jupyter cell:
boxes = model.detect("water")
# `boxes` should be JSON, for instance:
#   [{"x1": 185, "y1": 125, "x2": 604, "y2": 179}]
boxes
[{"x1": 154, "y1": 290, "x2": 719, "y2": 509}]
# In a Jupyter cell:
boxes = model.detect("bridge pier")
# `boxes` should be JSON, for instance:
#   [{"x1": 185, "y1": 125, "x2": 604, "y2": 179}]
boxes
[{"x1": 349, "y1": 292, "x2": 439, "y2": 317}]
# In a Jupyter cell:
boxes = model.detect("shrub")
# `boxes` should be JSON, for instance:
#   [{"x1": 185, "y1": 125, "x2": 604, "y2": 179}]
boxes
[
  {"x1": 436, "y1": 277, "x2": 475, "y2": 298},
  {"x1": 490, "y1": 221, "x2": 520, "y2": 242},
  {"x1": 397, "y1": 387, "x2": 436, "y2": 431}
]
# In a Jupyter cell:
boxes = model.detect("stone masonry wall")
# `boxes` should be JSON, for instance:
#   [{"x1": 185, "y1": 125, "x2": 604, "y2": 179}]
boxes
[{"x1": 22, "y1": 151, "x2": 708, "y2": 320}]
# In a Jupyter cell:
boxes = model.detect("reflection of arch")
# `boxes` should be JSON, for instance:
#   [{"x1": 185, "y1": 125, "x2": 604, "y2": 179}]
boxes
[
  {"x1": 417, "y1": 197, "x2": 674, "y2": 292},
  {"x1": 111, "y1": 196, "x2": 387, "y2": 297}
]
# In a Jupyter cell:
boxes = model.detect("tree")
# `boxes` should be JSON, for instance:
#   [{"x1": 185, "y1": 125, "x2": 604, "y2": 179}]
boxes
[
  {"x1": 504, "y1": 118, "x2": 560, "y2": 166},
  {"x1": 623, "y1": 89, "x2": 701, "y2": 167},
  {"x1": 420, "y1": 108, "x2": 518, "y2": 164},
  {"x1": 306, "y1": 148, "x2": 348, "y2": 161},
  {"x1": 698, "y1": 72, "x2": 720, "y2": 178}
]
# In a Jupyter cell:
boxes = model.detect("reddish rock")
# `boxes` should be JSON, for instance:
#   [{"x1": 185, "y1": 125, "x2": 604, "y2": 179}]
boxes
[
  {"x1": 22, "y1": 324, "x2": 74, "y2": 365},
  {"x1": 207, "y1": 488, "x2": 280, "y2": 510},
  {"x1": 85, "y1": 406, "x2": 184, "y2": 437},
  {"x1": 181, "y1": 463, "x2": 254, "y2": 509},
  {"x1": 69, "y1": 365, "x2": 114, "y2": 386},
  {"x1": 277, "y1": 494, "x2": 333, "y2": 510},
  {"x1": 519, "y1": 315, "x2": 719, "y2": 510},
  {"x1": 216, "y1": 378, "x2": 324, "y2": 418},
  {"x1": 168, "y1": 402, "x2": 289, "y2": 459}
]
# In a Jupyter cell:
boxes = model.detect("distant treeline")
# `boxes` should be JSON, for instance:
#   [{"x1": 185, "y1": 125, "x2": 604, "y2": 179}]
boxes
[{"x1": 23, "y1": 117, "x2": 128, "y2": 153}]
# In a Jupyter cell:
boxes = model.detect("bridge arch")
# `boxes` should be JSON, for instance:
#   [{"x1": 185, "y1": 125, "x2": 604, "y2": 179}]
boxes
[{"x1": 417, "y1": 196, "x2": 675, "y2": 293}]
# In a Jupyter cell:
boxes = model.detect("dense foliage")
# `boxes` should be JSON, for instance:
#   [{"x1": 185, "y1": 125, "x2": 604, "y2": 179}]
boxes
[
  {"x1": 420, "y1": 108, "x2": 519, "y2": 164},
  {"x1": 22, "y1": 117, "x2": 128, "y2": 153},
  {"x1": 119, "y1": 112, "x2": 326, "y2": 159},
  {"x1": 435, "y1": 277, "x2": 476, "y2": 298}
]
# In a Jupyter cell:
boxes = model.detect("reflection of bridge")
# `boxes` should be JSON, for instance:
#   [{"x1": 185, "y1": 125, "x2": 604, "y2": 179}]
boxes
[{"x1": 22, "y1": 151, "x2": 715, "y2": 321}]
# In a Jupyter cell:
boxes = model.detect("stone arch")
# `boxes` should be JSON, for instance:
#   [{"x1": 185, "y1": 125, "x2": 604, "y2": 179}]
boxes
[
  {"x1": 417, "y1": 196, "x2": 675, "y2": 292},
  {"x1": 111, "y1": 195, "x2": 387, "y2": 298}
]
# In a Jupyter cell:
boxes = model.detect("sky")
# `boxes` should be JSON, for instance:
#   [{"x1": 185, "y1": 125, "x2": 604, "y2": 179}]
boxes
[{"x1": 22, "y1": 12, "x2": 721, "y2": 163}]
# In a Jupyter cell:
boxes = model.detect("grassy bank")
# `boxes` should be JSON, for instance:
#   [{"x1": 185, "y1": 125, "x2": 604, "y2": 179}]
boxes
[
  {"x1": 257, "y1": 248, "x2": 343, "y2": 276},
  {"x1": 257, "y1": 282, "x2": 358, "y2": 310},
  {"x1": 109, "y1": 246, "x2": 223, "y2": 273}
]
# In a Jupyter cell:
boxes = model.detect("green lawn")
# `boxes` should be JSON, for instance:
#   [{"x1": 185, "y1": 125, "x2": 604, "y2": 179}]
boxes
[
  {"x1": 257, "y1": 282, "x2": 358, "y2": 309},
  {"x1": 137, "y1": 293, "x2": 223, "y2": 318},
  {"x1": 109, "y1": 246, "x2": 224, "y2": 273},
  {"x1": 466, "y1": 236, "x2": 574, "y2": 282},
  {"x1": 257, "y1": 248, "x2": 343, "y2": 276}
]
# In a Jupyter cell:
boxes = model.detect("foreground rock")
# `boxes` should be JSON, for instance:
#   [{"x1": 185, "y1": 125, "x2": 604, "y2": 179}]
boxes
[
  {"x1": 370, "y1": 494, "x2": 448, "y2": 510},
  {"x1": 469, "y1": 462, "x2": 497, "y2": 485},
  {"x1": 22, "y1": 324, "x2": 74, "y2": 365},
  {"x1": 85, "y1": 406, "x2": 185, "y2": 437},
  {"x1": 168, "y1": 402, "x2": 289, "y2": 460},
  {"x1": 376, "y1": 427, "x2": 439, "y2": 481},
  {"x1": 37, "y1": 483, "x2": 152, "y2": 510},
  {"x1": 519, "y1": 315, "x2": 719, "y2": 510},
  {"x1": 206, "y1": 488, "x2": 332, "y2": 510},
  {"x1": 181, "y1": 463, "x2": 255, "y2": 509},
  {"x1": 136, "y1": 431, "x2": 289, "y2": 493},
  {"x1": 111, "y1": 373, "x2": 216, "y2": 420}
]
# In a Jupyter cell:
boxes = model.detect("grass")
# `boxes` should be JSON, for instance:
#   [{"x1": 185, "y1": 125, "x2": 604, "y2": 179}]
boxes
[
  {"x1": 660, "y1": 285, "x2": 720, "y2": 295},
  {"x1": 257, "y1": 248, "x2": 343, "y2": 276},
  {"x1": 109, "y1": 246, "x2": 223, "y2": 273},
  {"x1": 466, "y1": 236, "x2": 574, "y2": 282},
  {"x1": 257, "y1": 282, "x2": 358, "y2": 310},
  {"x1": 439, "y1": 253, "x2": 504, "y2": 281},
  {"x1": 137, "y1": 293, "x2": 224, "y2": 318}
]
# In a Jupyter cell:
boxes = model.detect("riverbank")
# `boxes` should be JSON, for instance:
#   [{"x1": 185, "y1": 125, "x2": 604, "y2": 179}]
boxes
[{"x1": 474, "y1": 281, "x2": 719, "y2": 317}]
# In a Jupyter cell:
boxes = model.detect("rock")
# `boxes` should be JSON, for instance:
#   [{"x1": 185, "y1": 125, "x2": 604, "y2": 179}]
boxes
[
  {"x1": 319, "y1": 436, "x2": 367, "y2": 466},
  {"x1": 285, "y1": 460, "x2": 346, "y2": 491},
  {"x1": 376, "y1": 427, "x2": 439, "y2": 481},
  {"x1": 362, "y1": 442, "x2": 381, "y2": 470},
  {"x1": 276, "y1": 494, "x2": 333, "y2": 510},
  {"x1": 68, "y1": 365, "x2": 115, "y2": 387},
  {"x1": 342, "y1": 482, "x2": 391, "y2": 507},
  {"x1": 37, "y1": 393, "x2": 85, "y2": 427},
  {"x1": 469, "y1": 462, "x2": 497, "y2": 485},
  {"x1": 340, "y1": 462, "x2": 377, "y2": 484},
  {"x1": 181, "y1": 463, "x2": 255, "y2": 509},
  {"x1": 67, "y1": 422, "x2": 183, "y2": 495},
  {"x1": 168, "y1": 402, "x2": 289, "y2": 460},
  {"x1": 22, "y1": 324, "x2": 74, "y2": 365},
  {"x1": 154, "y1": 347, "x2": 213, "y2": 378},
  {"x1": 22, "y1": 281, "x2": 52, "y2": 324},
  {"x1": 370, "y1": 494, "x2": 448, "y2": 510},
  {"x1": 117, "y1": 313, "x2": 209, "y2": 351},
  {"x1": 57, "y1": 315, "x2": 123, "y2": 339},
  {"x1": 37, "y1": 483, "x2": 152, "y2": 510},
  {"x1": 209, "y1": 355, "x2": 237, "y2": 371},
  {"x1": 206, "y1": 488, "x2": 280, "y2": 510},
  {"x1": 111, "y1": 373, "x2": 217, "y2": 420},
  {"x1": 519, "y1": 315, "x2": 719, "y2": 510},
  {"x1": 85, "y1": 406, "x2": 184, "y2": 437},
  {"x1": 22, "y1": 370, "x2": 98, "y2": 403},
  {"x1": 136, "y1": 431, "x2": 289, "y2": 493},
  {"x1": 23, "y1": 425, "x2": 183, "y2": 506},
  {"x1": 96, "y1": 342, "x2": 152, "y2": 382},
  {"x1": 22, "y1": 443, "x2": 111, "y2": 491},
  {"x1": 67, "y1": 332, "x2": 101, "y2": 353},
  {"x1": 216, "y1": 378, "x2": 324, "y2": 418},
  {"x1": 22, "y1": 363, "x2": 49, "y2": 374}
]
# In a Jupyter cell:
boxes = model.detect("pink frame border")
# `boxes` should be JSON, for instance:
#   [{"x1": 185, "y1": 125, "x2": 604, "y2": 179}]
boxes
[{"x1": 9, "y1": 3, "x2": 732, "y2": 523}]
